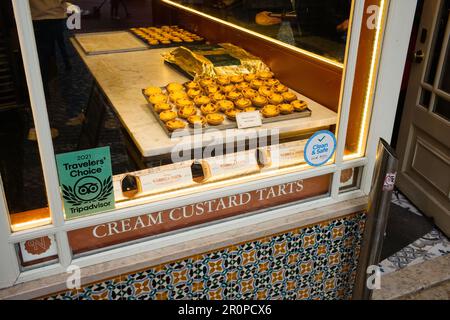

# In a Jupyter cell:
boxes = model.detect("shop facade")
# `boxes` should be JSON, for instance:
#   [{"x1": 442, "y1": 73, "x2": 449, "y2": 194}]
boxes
[{"x1": 0, "y1": 0, "x2": 417, "y2": 299}]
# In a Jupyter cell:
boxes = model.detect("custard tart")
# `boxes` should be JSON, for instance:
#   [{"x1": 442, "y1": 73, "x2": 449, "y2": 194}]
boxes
[
  {"x1": 251, "y1": 95, "x2": 268, "y2": 108},
  {"x1": 166, "y1": 119, "x2": 186, "y2": 131},
  {"x1": 175, "y1": 98, "x2": 194, "y2": 109},
  {"x1": 250, "y1": 79, "x2": 265, "y2": 89},
  {"x1": 273, "y1": 84, "x2": 289, "y2": 94},
  {"x1": 227, "y1": 90, "x2": 243, "y2": 101},
  {"x1": 279, "y1": 103, "x2": 294, "y2": 115},
  {"x1": 159, "y1": 110, "x2": 177, "y2": 122},
  {"x1": 200, "y1": 103, "x2": 218, "y2": 115},
  {"x1": 199, "y1": 77, "x2": 215, "y2": 88},
  {"x1": 166, "y1": 82, "x2": 184, "y2": 93},
  {"x1": 257, "y1": 71, "x2": 274, "y2": 80},
  {"x1": 244, "y1": 106, "x2": 257, "y2": 113},
  {"x1": 204, "y1": 85, "x2": 220, "y2": 95},
  {"x1": 235, "y1": 98, "x2": 252, "y2": 110},
  {"x1": 210, "y1": 92, "x2": 226, "y2": 103},
  {"x1": 258, "y1": 86, "x2": 273, "y2": 97},
  {"x1": 282, "y1": 91, "x2": 297, "y2": 103},
  {"x1": 291, "y1": 100, "x2": 308, "y2": 112},
  {"x1": 187, "y1": 88, "x2": 202, "y2": 99},
  {"x1": 268, "y1": 93, "x2": 284, "y2": 105},
  {"x1": 178, "y1": 105, "x2": 197, "y2": 119},
  {"x1": 169, "y1": 91, "x2": 188, "y2": 103},
  {"x1": 144, "y1": 86, "x2": 162, "y2": 97},
  {"x1": 262, "y1": 105, "x2": 280, "y2": 118},
  {"x1": 242, "y1": 88, "x2": 258, "y2": 99},
  {"x1": 154, "y1": 102, "x2": 172, "y2": 113},
  {"x1": 265, "y1": 78, "x2": 280, "y2": 87},
  {"x1": 230, "y1": 75, "x2": 244, "y2": 84},
  {"x1": 236, "y1": 82, "x2": 250, "y2": 91},
  {"x1": 225, "y1": 109, "x2": 242, "y2": 121},
  {"x1": 221, "y1": 84, "x2": 235, "y2": 94},
  {"x1": 244, "y1": 73, "x2": 257, "y2": 82},
  {"x1": 194, "y1": 95, "x2": 211, "y2": 106},
  {"x1": 206, "y1": 113, "x2": 225, "y2": 126},
  {"x1": 216, "y1": 75, "x2": 230, "y2": 86},
  {"x1": 187, "y1": 115, "x2": 206, "y2": 127},
  {"x1": 149, "y1": 93, "x2": 168, "y2": 105},
  {"x1": 184, "y1": 81, "x2": 201, "y2": 90},
  {"x1": 217, "y1": 100, "x2": 235, "y2": 112}
]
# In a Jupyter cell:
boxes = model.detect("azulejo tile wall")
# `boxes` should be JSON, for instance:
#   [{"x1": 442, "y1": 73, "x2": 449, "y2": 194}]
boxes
[{"x1": 43, "y1": 213, "x2": 365, "y2": 300}]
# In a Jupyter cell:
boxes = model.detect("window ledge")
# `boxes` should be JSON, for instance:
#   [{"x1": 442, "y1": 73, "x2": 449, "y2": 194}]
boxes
[{"x1": 0, "y1": 196, "x2": 367, "y2": 300}]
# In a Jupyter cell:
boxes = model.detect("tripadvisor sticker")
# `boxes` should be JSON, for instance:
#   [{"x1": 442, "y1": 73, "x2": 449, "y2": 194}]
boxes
[{"x1": 56, "y1": 147, "x2": 115, "y2": 219}]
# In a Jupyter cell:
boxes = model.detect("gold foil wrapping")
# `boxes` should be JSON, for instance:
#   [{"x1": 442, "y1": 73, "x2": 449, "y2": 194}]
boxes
[{"x1": 163, "y1": 43, "x2": 270, "y2": 78}]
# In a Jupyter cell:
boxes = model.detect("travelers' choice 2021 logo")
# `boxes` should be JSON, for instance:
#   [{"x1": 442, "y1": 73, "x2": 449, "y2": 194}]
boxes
[
  {"x1": 62, "y1": 175, "x2": 113, "y2": 205},
  {"x1": 56, "y1": 147, "x2": 115, "y2": 219}
]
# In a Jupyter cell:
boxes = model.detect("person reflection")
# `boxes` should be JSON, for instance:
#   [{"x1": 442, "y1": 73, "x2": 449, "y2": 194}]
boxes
[
  {"x1": 29, "y1": 0, "x2": 70, "y2": 99},
  {"x1": 255, "y1": 0, "x2": 351, "y2": 41}
]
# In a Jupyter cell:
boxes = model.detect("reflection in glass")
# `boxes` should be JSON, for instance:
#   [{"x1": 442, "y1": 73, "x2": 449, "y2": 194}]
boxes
[
  {"x1": 339, "y1": 167, "x2": 362, "y2": 193},
  {"x1": 438, "y1": 40, "x2": 450, "y2": 93},
  {"x1": 1, "y1": 0, "x2": 50, "y2": 231},
  {"x1": 165, "y1": 0, "x2": 352, "y2": 63},
  {"x1": 424, "y1": 0, "x2": 449, "y2": 85},
  {"x1": 434, "y1": 96, "x2": 450, "y2": 122},
  {"x1": 420, "y1": 88, "x2": 432, "y2": 109}
]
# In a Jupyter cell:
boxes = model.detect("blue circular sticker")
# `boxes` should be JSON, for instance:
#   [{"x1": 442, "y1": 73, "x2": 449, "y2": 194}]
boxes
[{"x1": 304, "y1": 130, "x2": 337, "y2": 167}]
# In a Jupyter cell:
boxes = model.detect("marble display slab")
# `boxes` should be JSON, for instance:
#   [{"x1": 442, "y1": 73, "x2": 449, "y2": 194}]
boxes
[{"x1": 71, "y1": 39, "x2": 338, "y2": 158}]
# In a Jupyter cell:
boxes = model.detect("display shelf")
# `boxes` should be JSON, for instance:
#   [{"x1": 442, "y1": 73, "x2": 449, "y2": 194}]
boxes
[{"x1": 71, "y1": 39, "x2": 338, "y2": 159}]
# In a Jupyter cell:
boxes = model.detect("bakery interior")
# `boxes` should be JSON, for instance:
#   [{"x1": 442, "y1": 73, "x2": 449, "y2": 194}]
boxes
[{"x1": 0, "y1": 0, "x2": 382, "y2": 252}]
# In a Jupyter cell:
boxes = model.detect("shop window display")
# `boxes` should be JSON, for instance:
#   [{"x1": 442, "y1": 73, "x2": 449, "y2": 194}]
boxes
[{"x1": 1, "y1": 0, "x2": 389, "y2": 259}]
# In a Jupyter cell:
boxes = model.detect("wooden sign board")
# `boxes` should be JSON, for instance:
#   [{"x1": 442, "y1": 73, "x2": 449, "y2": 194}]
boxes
[{"x1": 68, "y1": 174, "x2": 331, "y2": 254}]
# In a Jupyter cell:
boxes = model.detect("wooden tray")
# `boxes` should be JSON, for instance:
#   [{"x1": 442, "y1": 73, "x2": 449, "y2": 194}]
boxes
[{"x1": 142, "y1": 89, "x2": 312, "y2": 138}]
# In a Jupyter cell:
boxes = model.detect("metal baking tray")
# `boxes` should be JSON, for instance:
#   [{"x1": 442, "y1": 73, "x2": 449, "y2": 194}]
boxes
[
  {"x1": 142, "y1": 89, "x2": 312, "y2": 138},
  {"x1": 73, "y1": 31, "x2": 150, "y2": 56},
  {"x1": 128, "y1": 29, "x2": 205, "y2": 50}
]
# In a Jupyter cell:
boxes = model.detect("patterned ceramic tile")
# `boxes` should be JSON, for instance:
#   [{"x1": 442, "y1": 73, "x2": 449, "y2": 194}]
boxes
[
  {"x1": 42, "y1": 213, "x2": 365, "y2": 300},
  {"x1": 378, "y1": 193, "x2": 450, "y2": 275}
]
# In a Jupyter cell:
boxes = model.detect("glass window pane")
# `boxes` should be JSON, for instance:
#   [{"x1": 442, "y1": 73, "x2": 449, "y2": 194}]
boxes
[
  {"x1": 419, "y1": 88, "x2": 432, "y2": 109},
  {"x1": 438, "y1": 39, "x2": 450, "y2": 93},
  {"x1": 16, "y1": 0, "x2": 380, "y2": 248},
  {"x1": 434, "y1": 96, "x2": 450, "y2": 121},
  {"x1": 339, "y1": 167, "x2": 363, "y2": 193},
  {"x1": 1, "y1": 0, "x2": 50, "y2": 232},
  {"x1": 425, "y1": 0, "x2": 450, "y2": 85},
  {"x1": 160, "y1": 0, "x2": 351, "y2": 63}
]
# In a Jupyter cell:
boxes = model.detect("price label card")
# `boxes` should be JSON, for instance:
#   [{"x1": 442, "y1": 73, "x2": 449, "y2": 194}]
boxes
[
  {"x1": 204, "y1": 151, "x2": 260, "y2": 181},
  {"x1": 264, "y1": 140, "x2": 307, "y2": 169},
  {"x1": 236, "y1": 111, "x2": 262, "y2": 129},
  {"x1": 139, "y1": 163, "x2": 194, "y2": 192},
  {"x1": 113, "y1": 162, "x2": 195, "y2": 201}
]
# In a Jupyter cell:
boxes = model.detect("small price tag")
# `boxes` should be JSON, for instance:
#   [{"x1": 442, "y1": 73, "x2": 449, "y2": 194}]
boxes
[{"x1": 236, "y1": 111, "x2": 262, "y2": 129}]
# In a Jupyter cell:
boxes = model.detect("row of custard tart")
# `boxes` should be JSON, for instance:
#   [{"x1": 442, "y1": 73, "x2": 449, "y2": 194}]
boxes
[
  {"x1": 130, "y1": 26, "x2": 203, "y2": 45},
  {"x1": 143, "y1": 76, "x2": 308, "y2": 131}
]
